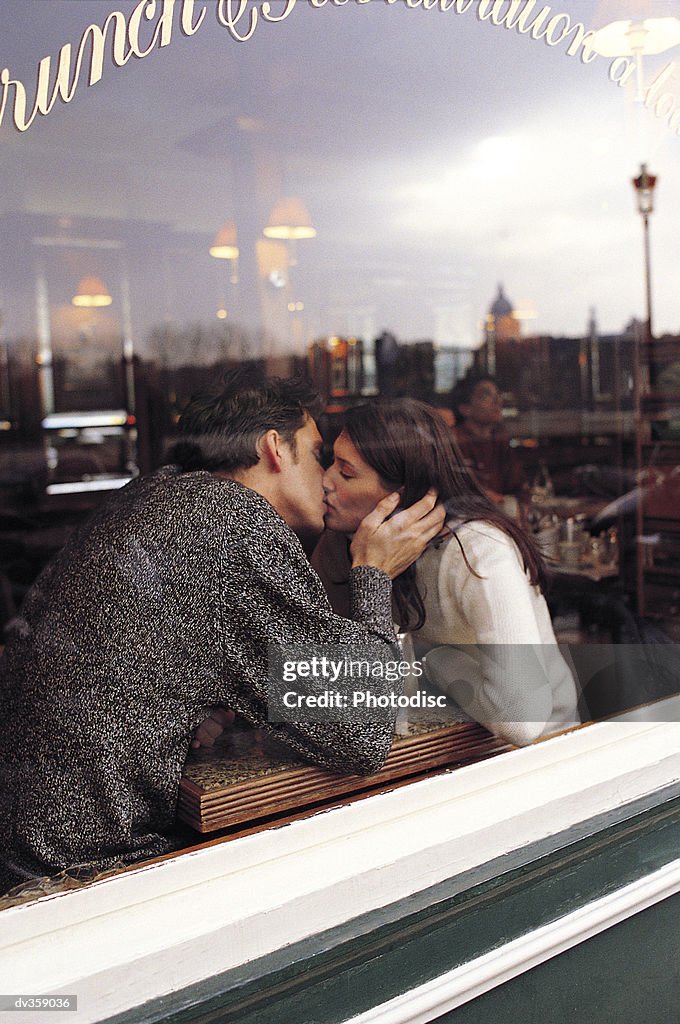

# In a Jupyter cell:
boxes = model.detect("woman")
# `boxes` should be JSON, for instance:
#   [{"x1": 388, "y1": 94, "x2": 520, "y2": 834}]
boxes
[{"x1": 314, "y1": 398, "x2": 580, "y2": 746}]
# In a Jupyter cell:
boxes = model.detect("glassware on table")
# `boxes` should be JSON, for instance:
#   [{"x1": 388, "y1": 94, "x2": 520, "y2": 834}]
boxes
[{"x1": 531, "y1": 461, "x2": 554, "y2": 504}]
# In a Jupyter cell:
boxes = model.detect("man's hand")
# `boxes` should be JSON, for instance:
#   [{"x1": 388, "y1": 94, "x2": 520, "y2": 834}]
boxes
[
  {"x1": 350, "y1": 488, "x2": 446, "y2": 579},
  {"x1": 190, "y1": 707, "x2": 235, "y2": 750}
]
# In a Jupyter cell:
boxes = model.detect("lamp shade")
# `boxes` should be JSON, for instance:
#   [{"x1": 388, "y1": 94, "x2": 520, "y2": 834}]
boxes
[
  {"x1": 591, "y1": 17, "x2": 680, "y2": 55},
  {"x1": 72, "y1": 275, "x2": 112, "y2": 307},
  {"x1": 263, "y1": 197, "x2": 316, "y2": 240},
  {"x1": 589, "y1": 1, "x2": 680, "y2": 55},
  {"x1": 209, "y1": 221, "x2": 239, "y2": 259}
]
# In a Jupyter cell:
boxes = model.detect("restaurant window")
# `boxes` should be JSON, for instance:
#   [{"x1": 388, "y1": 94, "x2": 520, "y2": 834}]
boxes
[{"x1": 1, "y1": 0, "x2": 680, "y2": 902}]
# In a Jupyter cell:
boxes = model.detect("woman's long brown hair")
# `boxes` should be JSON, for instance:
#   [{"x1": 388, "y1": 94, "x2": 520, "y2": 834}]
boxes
[{"x1": 342, "y1": 398, "x2": 546, "y2": 631}]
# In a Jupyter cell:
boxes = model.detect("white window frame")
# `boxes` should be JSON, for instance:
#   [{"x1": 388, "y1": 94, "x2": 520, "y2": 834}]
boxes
[{"x1": 1, "y1": 706, "x2": 679, "y2": 1023}]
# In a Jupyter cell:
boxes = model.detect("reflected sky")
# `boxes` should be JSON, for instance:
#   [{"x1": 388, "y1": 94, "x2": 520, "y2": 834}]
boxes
[{"x1": 0, "y1": 0, "x2": 679, "y2": 355}]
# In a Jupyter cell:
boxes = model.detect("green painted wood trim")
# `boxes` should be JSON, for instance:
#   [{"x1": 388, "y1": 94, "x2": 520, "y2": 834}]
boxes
[
  {"x1": 434, "y1": 892, "x2": 680, "y2": 1024},
  {"x1": 106, "y1": 789, "x2": 680, "y2": 1024}
]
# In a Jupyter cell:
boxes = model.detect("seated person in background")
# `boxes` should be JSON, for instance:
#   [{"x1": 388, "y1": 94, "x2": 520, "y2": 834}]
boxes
[
  {"x1": 451, "y1": 373, "x2": 528, "y2": 512},
  {"x1": 313, "y1": 398, "x2": 580, "y2": 748},
  {"x1": 0, "y1": 369, "x2": 445, "y2": 895}
]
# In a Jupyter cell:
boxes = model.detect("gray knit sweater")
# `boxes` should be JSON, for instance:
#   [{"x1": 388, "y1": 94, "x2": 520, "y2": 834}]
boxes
[{"x1": 0, "y1": 467, "x2": 396, "y2": 891}]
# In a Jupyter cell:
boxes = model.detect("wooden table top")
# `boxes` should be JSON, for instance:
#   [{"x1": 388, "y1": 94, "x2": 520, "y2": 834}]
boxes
[{"x1": 179, "y1": 716, "x2": 510, "y2": 834}]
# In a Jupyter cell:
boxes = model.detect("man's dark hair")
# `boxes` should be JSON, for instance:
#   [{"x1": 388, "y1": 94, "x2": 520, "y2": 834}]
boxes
[
  {"x1": 169, "y1": 366, "x2": 324, "y2": 472},
  {"x1": 450, "y1": 373, "x2": 498, "y2": 425}
]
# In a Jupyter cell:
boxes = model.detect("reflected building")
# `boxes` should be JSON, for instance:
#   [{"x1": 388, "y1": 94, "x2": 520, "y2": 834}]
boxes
[
  {"x1": 307, "y1": 332, "x2": 474, "y2": 412},
  {"x1": 482, "y1": 284, "x2": 522, "y2": 375},
  {"x1": 474, "y1": 284, "x2": 644, "y2": 420},
  {"x1": 307, "y1": 336, "x2": 364, "y2": 402}
]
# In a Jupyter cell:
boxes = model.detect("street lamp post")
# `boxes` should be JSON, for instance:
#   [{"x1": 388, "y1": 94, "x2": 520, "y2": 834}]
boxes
[
  {"x1": 632, "y1": 164, "x2": 657, "y2": 343},
  {"x1": 631, "y1": 163, "x2": 657, "y2": 616}
]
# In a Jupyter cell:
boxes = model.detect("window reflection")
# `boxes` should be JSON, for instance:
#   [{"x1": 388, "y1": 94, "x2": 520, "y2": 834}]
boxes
[{"x1": 0, "y1": 1, "x2": 677, "y2": 633}]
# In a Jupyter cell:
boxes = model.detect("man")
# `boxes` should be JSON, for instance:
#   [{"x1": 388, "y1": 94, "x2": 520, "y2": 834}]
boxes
[
  {"x1": 451, "y1": 373, "x2": 528, "y2": 509},
  {"x1": 0, "y1": 369, "x2": 444, "y2": 893}
]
